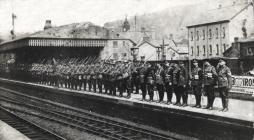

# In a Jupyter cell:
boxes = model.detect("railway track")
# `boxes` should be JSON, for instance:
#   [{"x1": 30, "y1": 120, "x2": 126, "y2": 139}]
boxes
[
  {"x1": 0, "y1": 106, "x2": 66, "y2": 140},
  {"x1": 0, "y1": 87, "x2": 181, "y2": 140}
]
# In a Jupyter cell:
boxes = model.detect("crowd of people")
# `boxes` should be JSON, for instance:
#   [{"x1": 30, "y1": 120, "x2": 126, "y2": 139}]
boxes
[{"x1": 0, "y1": 57, "x2": 233, "y2": 112}]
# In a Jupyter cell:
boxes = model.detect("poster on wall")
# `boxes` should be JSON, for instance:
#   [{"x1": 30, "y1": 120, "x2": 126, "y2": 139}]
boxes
[{"x1": 230, "y1": 75, "x2": 254, "y2": 96}]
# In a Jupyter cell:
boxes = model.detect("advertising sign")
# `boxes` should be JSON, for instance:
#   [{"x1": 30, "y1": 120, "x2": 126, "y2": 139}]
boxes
[{"x1": 231, "y1": 75, "x2": 254, "y2": 96}]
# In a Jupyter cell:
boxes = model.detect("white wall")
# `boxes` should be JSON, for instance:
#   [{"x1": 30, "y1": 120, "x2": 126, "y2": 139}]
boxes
[
  {"x1": 138, "y1": 43, "x2": 158, "y2": 61},
  {"x1": 100, "y1": 40, "x2": 133, "y2": 60}
]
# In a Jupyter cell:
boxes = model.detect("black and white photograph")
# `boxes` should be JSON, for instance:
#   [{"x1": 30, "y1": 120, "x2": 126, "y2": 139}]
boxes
[{"x1": 0, "y1": 0, "x2": 253, "y2": 139}]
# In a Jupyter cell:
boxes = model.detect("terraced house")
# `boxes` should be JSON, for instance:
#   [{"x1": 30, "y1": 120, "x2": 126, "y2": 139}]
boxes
[{"x1": 187, "y1": 2, "x2": 254, "y2": 59}]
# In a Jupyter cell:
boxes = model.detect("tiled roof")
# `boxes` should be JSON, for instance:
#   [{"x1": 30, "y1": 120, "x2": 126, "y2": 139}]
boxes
[{"x1": 187, "y1": 3, "x2": 251, "y2": 27}]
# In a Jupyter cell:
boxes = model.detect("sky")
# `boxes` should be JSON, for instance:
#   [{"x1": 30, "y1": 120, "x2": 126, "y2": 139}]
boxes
[{"x1": 0, "y1": 0, "x2": 206, "y2": 36}]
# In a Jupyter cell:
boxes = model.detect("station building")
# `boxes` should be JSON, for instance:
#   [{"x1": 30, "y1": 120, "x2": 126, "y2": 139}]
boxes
[{"x1": 0, "y1": 22, "x2": 135, "y2": 66}]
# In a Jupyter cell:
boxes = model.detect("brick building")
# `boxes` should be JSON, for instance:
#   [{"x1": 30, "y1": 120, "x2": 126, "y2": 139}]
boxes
[{"x1": 187, "y1": 2, "x2": 254, "y2": 60}]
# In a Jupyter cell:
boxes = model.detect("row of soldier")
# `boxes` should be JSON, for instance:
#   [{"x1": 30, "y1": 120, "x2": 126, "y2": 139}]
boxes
[{"x1": 27, "y1": 58, "x2": 232, "y2": 112}]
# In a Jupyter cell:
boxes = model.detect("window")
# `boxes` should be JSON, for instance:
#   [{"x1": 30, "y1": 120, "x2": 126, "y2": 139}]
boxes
[
  {"x1": 216, "y1": 28, "x2": 219, "y2": 39},
  {"x1": 202, "y1": 30, "x2": 205, "y2": 40},
  {"x1": 216, "y1": 44, "x2": 219, "y2": 55},
  {"x1": 191, "y1": 31, "x2": 193, "y2": 41},
  {"x1": 197, "y1": 45, "x2": 199, "y2": 56},
  {"x1": 123, "y1": 41, "x2": 126, "y2": 46},
  {"x1": 222, "y1": 27, "x2": 226, "y2": 38},
  {"x1": 196, "y1": 31, "x2": 199, "y2": 41},
  {"x1": 209, "y1": 45, "x2": 212, "y2": 55},
  {"x1": 113, "y1": 41, "x2": 118, "y2": 48},
  {"x1": 223, "y1": 44, "x2": 226, "y2": 51},
  {"x1": 113, "y1": 53, "x2": 118, "y2": 60},
  {"x1": 203, "y1": 45, "x2": 206, "y2": 56},
  {"x1": 209, "y1": 29, "x2": 212, "y2": 39},
  {"x1": 191, "y1": 46, "x2": 194, "y2": 56}
]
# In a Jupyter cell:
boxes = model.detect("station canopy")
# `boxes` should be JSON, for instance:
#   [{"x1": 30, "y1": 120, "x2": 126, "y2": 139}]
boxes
[{"x1": 0, "y1": 22, "x2": 115, "y2": 52}]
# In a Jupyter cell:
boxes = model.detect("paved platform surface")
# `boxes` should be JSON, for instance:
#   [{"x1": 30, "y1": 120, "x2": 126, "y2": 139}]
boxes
[
  {"x1": 33, "y1": 82, "x2": 254, "y2": 123},
  {"x1": 0, "y1": 120, "x2": 30, "y2": 140},
  {"x1": 1, "y1": 78, "x2": 254, "y2": 123}
]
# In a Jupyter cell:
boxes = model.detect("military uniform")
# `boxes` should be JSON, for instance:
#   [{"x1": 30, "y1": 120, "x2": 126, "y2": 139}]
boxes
[
  {"x1": 138, "y1": 64, "x2": 148, "y2": 100},
  {"x1": 178, "y1": 63, "x2": 188, "y2": 106},
  {"x1": 146, "y1": 65, "x2": 155, "y2": 101},
  {"x1": 217, "y1": 59, "x2": 232, "y2": 112},
  {"x1": 203, "y1": 62, "x2": 217, "y2": 110},
  {"x1": 164, "y1": 63, "x2": 173, "y2": 104},
  {"x1": 131, "y1": 66, "x2": 139, "y2": 94},
  {"x1": 155, "y1": 65, "x2": 165, "y2": 102},
  {"x1": 190, "y1": 60, "x2": 203, "y2": 108}
]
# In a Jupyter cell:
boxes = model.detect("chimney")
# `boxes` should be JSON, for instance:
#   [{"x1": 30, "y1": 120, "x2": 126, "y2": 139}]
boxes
[
  {"x1": 218, "y1": 4, "x2": 222, "y2": 9},
  {"x1": 44, "y1": 20, "x2": 52, "y2": 30},
  {"x1": 233, "y1": 1, "x2": 236, "y2": 5}
]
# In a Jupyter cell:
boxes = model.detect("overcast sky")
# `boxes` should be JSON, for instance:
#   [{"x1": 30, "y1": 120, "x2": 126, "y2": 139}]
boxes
[{"x1": 0, "y1": 0, "x2": 205, "y2": 35}]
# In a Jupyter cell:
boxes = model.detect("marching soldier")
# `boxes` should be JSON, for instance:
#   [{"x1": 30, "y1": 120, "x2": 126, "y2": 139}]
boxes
[
  {"x1": 203, "y1": 60, "x2": 217, "y2": 110},
  {"x1": 164, "y1": 62, "x2": 173, "y2": 104},
  {"x1": 155, "y1": 64, "x2": 165, "y2": 102},
  {"x1": 190, "y1": 59, "x2": 203, "y2": 108},
  {"x1": 216, "y1": 59, "x2": 232, "y2": 112}
]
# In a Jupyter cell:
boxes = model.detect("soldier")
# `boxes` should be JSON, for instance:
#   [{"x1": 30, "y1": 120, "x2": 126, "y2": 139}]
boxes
[
  {"x1": 97, "y1": 65, "x2": 104, "y2": 93},
  {"x1": 178, "y1": 61, "x2": 188, "y2": 107},
  {"x1": 131, "y1": 62, "x2": 140, "y2": 94},
  {"x1": 216, "y1": 59, "x2": 232, "y2": 112},
  {"x1": 138, "y1": 62, "x2": 148, "y2": 101},
  {"x1": 203, "y1": 60, "x2": 217, "y2": 110},
  {"x1": 109, "y1": 66, "x2": 117, "y2": 96},
  {"x1": 146, "y1": 63, "x2": 155, "y2": 101},
  {"x1": 190, "y1": 59, "x2": 203, "y2": 108},
  {"x1": 172, "y1": 63, "x2": 180, "y2": 106},
  {"x1": 164, "y1": 62, "x2": 173, "y2": 104},
  {"x1": 155, "y1": 64, "x2": 165, "y2": 102}
]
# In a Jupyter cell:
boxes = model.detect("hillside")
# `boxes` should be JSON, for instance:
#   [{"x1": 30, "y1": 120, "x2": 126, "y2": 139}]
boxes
[{"x1": 103, "y1": 0, "x2": 249, "y2": 42}]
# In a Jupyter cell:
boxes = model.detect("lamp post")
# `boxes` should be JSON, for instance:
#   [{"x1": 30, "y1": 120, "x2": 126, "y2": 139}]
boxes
[{"x1": 130, "y1": 47, "x2": 139, "y2": 61}]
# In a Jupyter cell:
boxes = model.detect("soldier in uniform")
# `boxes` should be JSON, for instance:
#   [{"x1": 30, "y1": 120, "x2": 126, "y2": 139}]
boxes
[
  {"x1": 172, "y1": 63, "x2": 180, "y2": 106},
  {"x1": 155, "y1": 64, "x2": 165, "y2": 102},
  {"x1": 178, "y1": 61, "x2": 188, "y2": 107},
  {"x1": 216, "y1": 59, "x2": 232, "y2": 112},
  {"x1": 146, "y1": 63, "x2": 155, "y2": 101},
  {"x1": 109, "y1": 65, "x2": 117, "y2": 96},
  {"x1": 131, "y1": 62, "x2": 139, "y2": 94},
  {"x1": 97, "y1": 65, "x2": 104, "y2": 93},
  {"x1": 138, "y1": 62, "x2": 148, "y2": 101},
  {"x1": 203, "y1": 60, "x2": 218, "y2": 110},
  {"x1": 164, "y1": 62, "x2": 174, "y2": 104},
  {"x1": 190, "y1": 59, "x2": 203, "y2": 108}
]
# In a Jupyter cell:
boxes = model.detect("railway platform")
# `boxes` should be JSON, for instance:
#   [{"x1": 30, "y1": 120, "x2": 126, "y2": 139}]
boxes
[
  {"x1": 0, "y1": 78, "x2": 253, "y2": 140},
  {"x1": 0, "y1": 120, "x2": 30, "y2": 140}
]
